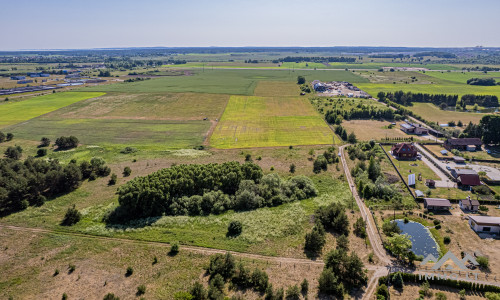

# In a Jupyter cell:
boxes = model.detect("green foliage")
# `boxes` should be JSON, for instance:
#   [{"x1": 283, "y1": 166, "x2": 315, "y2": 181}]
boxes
[
  {"x1": 285, "y1": 285, "x2": 300, "y2": 300},
  {"x1": 103, "y1": 293, "x2": 120, "y2": 300},
  {"x1": 336, "y1": 235, "x2": 349, "y2": 251},
  {"x1": 419, "y1": 281, "x2": 432, "y2": 298},
  {"x1": 391, "y1": 272, "x2": 404, "y2": 289},
  {"x1": 304, "y1": 221, "x2": 326, "y2": 256},
  {"x1": 190, "y1": 282, "x2": 207, "y2": 300},
  {"x1": 376, "y1": 284, "x2": 389, "y2": 300},
  {"x1": 169, "y1": 243, "x2": 179, "y2": 256},
  {"x1": 0, "y1": 131, "x2": 5, "y2": 143},
  {"x1": 318, "y1": 268, "x2": 344, "y2": 297},
  {"x1": 55, "y1": 136, "x2": 79, "y2": 150},
  {"x1": 251, "y1": 268, "x2": 269, "y2": 292},
  {"x1": 61, "y1": 205, "x2": 81, "y2": 226},
  {"x1": 54, "y1": 269, "x2": 59, "y2": 276},
  {"x1": 313, "y1": 155, "x2": 328, "y2": 173},
  {"x1": 382, "y1": 221, "x2": 402, "y2": 237},
  {"x1": 459, "y1": 289, "x2": 466, "y2": 300},
  {"x1": 387, "y1": 234, "x2": 412, "y2": 260},
  {"x1": 297, "y1": 76, "x2": 306, "y2": 84},
  {"x1": 323, "y1": 248, "x2": 367, "y2": 289},
  {"x1": 289, "y1": 163, "x2": 295, "y2": 173},
  {"x1": 477, "y1": 256, "x2": 489, "y2": 269},
  {"x1": 435, "y1": 292, "x2": 447, "y2": 300},
  {"x1": 315, "y1": 202, "x2": 349, "y2": 235},
  {"x1": 37, "y1": 148, "x2": 47, "y2": 157},
  {"x1": 108, "y1": 173, "x2": 118, "y2": 185},
  {"x1": 4, "y1": 145, "x2": 23, "y2": 160},
  {"x1": 122, "y1": 166, "x2": 132, "y2": 177},
  {"x1": 347, "y1": 132, "x2": 357, "y2": 143},
  {"x1": 485, "y1": 292, "x2": 500, "y2": 300},
  {"x1": 6, "y1": 133, "x2": 13, "y2": 141},
  {"x1": 115, "y1": 162, "x2": 317, "y2": 219},
  {"x1": 368, "y1": 252, "x2": 374, "y2": 263},
  {"x1": 443, "y1": 236, "x2": 451, "y2": 244},
  {"x1": 68, "y1": 264, "x2": 76, "y2": 273},
  {"x1": 137, "y1": 284, "x2": 146, "y2": 296},
  {"x1": 125, "y1": 266, "x2": 133, "y2": 277},
  {"x1": 120, "y1": 147, "x2": 137, "y2": 154},
  {"x1": 467, "y1": 78, "x2": 496, "y2": 86},
  {"x1": 207, "y1": 253, "x2": 236, "y2": 281},
  {"x1": 300, "y1": 279, "x2": 308, "y2": 295},
  {"x1": 227, "y1": 220, "x2": 242, "y2": 237},
  {"x1": 62, "y1": 293, "x2": 68, "y2": 300},
  {"x1": 353, "y1": 216, "x2": 367, "y2": 238}
]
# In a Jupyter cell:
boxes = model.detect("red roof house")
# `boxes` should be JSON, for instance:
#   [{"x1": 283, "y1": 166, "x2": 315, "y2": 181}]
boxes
[{"x1": 391, "y1": 143, "x2": 418, "y2": 160}]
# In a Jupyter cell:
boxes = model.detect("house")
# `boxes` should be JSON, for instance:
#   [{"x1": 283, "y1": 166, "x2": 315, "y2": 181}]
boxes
[
  {"x1": 444, "y1": 138, "x2": 482, "y2": 151},
  {"x1": 424, "y1": 198, "x2": 451, "y2": 211},
  {"x1": 468, "y1": 215, "x2": 500, "y2": 234},
  {"x1": 428, "y1": 128, "x2": 445, "y2": 138},
  {"x1": 408, "y1": 122, "x2": 429, "y2": 135},
  {"x1": 425, "y1": 179, "x2": 436, "y2": 187},
  {"x1": 391, "y1": 143, "x2": 418, "y2": 160},
  {"x1": 453, "y1": 156, "x2": 466, "y2": 164},
  {"x1": 400, "y1": 123, "x2": 415, "y2": 134},
  {"x1": 452, "y1": 169, "x2": 481, "y2": 187},
  {"x1": 459, "y1": 196, "x2": 480, "y2": 212}
]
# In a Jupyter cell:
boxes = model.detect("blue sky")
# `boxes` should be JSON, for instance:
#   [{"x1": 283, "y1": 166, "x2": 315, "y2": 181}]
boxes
[{"x1": 1, "y1": 0, "x2": 499, "y2": 50}]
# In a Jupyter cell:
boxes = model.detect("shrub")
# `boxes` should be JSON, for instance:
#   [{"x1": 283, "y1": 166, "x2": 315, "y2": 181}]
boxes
[
  {"x1": 0, "y1": 132, "x2": 5, "y2": 143},
  {"x1": 169, "y1": 243, "x2": 179, "y2": 256},
  {"x1": 315, "y1": 202, "x2": 349, "y2": 235},
  {"x1": 404, "y1": 217, "x2": 409, "y2": 224},
  {"x1": 103, "y1": 293, "x2": 120, "y2": 300},
  {"x1": 125, "y1": 266, "x2": 133, "y2": 277},
  {"x1": 353, "y1": 217, "x2": 367, "y2": 238},
  {"x1": 319, "y1": 268, "x2": 344, "y2": 297},
  {"x1": 289, "y1": 163, "x2": 296, "y2": 173},
  {"x1": 37, "y1": 148, "x2": 47, "y2": 157},
  {"x1": 152, "y1": 256, "x2": 158, "y2": 265},
  {"x1": 435, "y1": 224, "x2": 442, "y2": 230},
  {"x1": 459, "y1": 289, "x2": 466, "y2": 300},
  {"x1": 123, "y1": 166, "x2": 132, "y2": 177},
  {"x1": 485, "y1": 292, "x2": 500, "y2": 300},
  {"x1": 435, "y1": 292, "x2": 447, "y2": 300},
  {"x1": 207, "y1": 253, "x2": 235, "y2": 280},
  {"x1": 68, "y1": 264, "x2": 76, "y2": 273},
  {"x1": 391, "y1": 272, "x2": 404, "y2": 289},
  {"x1": 108, "y1": 173, "x2": 117, "y2": 185},
  {"x1": 227, "y1": 220, "x2": 242, "y2": 237},
  {"x1": 376, "y1": 284, "x2": 389, "y2": 299},
  {"x1": 433, "y1": 219, "x2": 440, "y2": 226},
  {"x1": 62, "y1": 293, "x2": 68, "y2": 300},
  {"x1": 61, "y1": 205, "x2": 81, "y2": 226},
  {"x1": 313, "y1": 155, "x2": 328, "y2": 173},
  {"x1": 54, "y1": 269, "x2": 59, "y2": 276},
  {"x1": 245, "y1": 153, "x2": 252, "y2": 161},
  {"x1": 120, "y1": 147, "x2": 137, "y2": 154},
  {"x1": 251, "y1": 268, "x2": 269, "y2": 292},
  {"x1": 190, "y1": 282, "x2": 207, "y2": 299},
  {"x1": 55, "y1": 136, "x2": 79, "y2": 150},
  {"x1": 6, "y1": 133, "x2": 13, "y2": 141},
  {"x1": 368, "y1": 252, "x2": 374, "y2": 263},
  {"x1": 419, "y1": 281, "x2": 432, "y2": 297},
  {"x1": 4, "y1": 145, "x2": 22, "y2": 160},
  {"x1": 477, "y1": 256, "x2": 489, "y2": 269},
  {"x1": 301, "y1": 279, "x2": 309, "y2": 295},
  {"x1": 382, "y1": 221, "x2": 401, "y2": 237},
  {"x1": 136, "y1": 285, "x2": 146, "y2": 296},
  {"x1": 285, "y1": 285, "x2": 301, "y2": 300},
  {"x1": 443, "y1": 236, "x2": 451, "y2": 244},
  {"x1": 304, "y1": 222, "x2": 326, "y2": 256}
]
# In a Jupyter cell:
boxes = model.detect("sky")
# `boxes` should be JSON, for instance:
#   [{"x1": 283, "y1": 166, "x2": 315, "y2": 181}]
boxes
[{"x1": 1, "y1": 0, "x2": 499, "y2": 50}]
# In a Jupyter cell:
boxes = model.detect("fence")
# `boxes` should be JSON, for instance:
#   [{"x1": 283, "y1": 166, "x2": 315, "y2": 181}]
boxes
[{"x1": 378, "y1": 144, "x2": 415, "y2": 199}]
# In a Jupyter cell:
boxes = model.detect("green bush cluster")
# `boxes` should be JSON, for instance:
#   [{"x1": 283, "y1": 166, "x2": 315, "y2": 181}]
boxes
[{"x1": 116, "y1": 162, "x2": 317, "y2": 219}]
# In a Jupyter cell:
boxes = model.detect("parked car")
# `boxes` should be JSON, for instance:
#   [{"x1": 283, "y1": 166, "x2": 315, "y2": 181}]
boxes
[{"x1": 446, "y1": 166, "x2": 452, "y2": 170}]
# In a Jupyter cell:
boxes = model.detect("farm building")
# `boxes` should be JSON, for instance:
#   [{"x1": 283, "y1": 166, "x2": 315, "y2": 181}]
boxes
[
  {"x1": 399, "y1": 122, "x2": 428, "y2": 135},
  {"x1": 452, "y1": 169, "x2": 481, "y2": 187},
  {"x1": 428, "y1": 128, "x2": 445, "y2": 138},
  {"x1": 468, "y1": 215, "x2": 500, "y2": 234},
  {"x1": 400, "y1": 123, "x2": 414, "y2": 133},
  {"x1": 444, "y1": 138, "x2": 482, "y2": 151},
  {"x1": 415, "y1": 190, "x2": 424, "y2": 198},
  {"x1": 459, "y1": 196, "x2": 479, "y2": 212},
  {"x1": 10, "y1": 76, "x2": 25, "y2": 80},
  {"x1": 424, "y1": 198, "x2": 451, "y2": 211},
  {"x1": 453, "y1": 156, "x2": 466, "y2": 164},
  {"x1": 17, "y1": 80, "x2": 33, "y2": 84},
  {"x1": 391, "y1": 143, "x2": 418, "y2": 160}
]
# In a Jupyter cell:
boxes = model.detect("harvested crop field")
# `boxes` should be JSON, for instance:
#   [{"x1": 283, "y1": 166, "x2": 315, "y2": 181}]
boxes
[
  {"x1": 341, "y1": 120, "x2": 410, "y2": 141},
  {"x1": 210, "y1": 96, "x2": 334, "y2": 148}
]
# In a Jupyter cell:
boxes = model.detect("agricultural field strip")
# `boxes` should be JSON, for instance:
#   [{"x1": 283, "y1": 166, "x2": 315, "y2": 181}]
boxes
[{"x1": 0, "y1": 91, "x2": 105, "y2": 128}]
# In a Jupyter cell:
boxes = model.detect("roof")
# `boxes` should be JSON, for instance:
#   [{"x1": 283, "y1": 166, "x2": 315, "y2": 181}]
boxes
[
  {"x1": 461, "y1": 198, "x2": 480, "y2": 206},
  {"x1": 456, "y1": 169, "x2": 477, "y2": 176},
  {"x1": 453, "y1": 156, "x2": 466, "y2": 162},
  {"x1": 400, "y1": 124, "x2": 414, "y2": 130},
  {"x1": 424, "y1": 198, "x2": 451, "y2": 207},
  {"x1": 459, "y1": 174, "x2": 481, "y2": 186},
  {"x1": 440, "y1": 150, "x2": 448, "y2": 155},
  {"x1": 415, "y1": 190, "x2": 424, "y2": 197},
  {"x1": 446, "y1": 138, "x2": 483, "y2": 146},
  {"x1": 426, "y1": 179, "x2": 435, "y2": 183},
  {"x1": 469, "y1": 215, "x2": 500, "y2": 226}
]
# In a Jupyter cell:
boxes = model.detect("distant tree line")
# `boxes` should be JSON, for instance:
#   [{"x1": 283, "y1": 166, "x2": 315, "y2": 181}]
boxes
[
  {"x1": 0, "y1": 157, "x2": 110, "y2": 216},
  {"x1": 413, "y1": 51, "x2": 457, "y2": 58},
  {"x1": 369, "y1": 54, "x2": 409, "y2": 59},
  {"x1": 278, "y1": 56, "x2": 356, "y2": 63},
  {"x1": 114, "y1": 162, "x2": 318, "y2": 220},
  {"x1": 467, "y1": 78, "x2": 497, "y2": 86},
  {"x1": 324, "y1": 106, "x2": 396, "y2": 123},
  {"x1": 377, "y1": 91, "x2": 498, "y2": 108}
]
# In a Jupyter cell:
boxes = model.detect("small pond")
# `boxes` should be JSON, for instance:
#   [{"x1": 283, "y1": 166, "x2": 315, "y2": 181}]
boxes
[{"x1": 394, "y1": 219, "x2": 439, "y2": 258}]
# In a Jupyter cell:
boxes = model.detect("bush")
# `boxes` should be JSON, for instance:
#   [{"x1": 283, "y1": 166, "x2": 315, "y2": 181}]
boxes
[
  {"x1": 304, "y1": 222, "x2": 326, "y2": 256},
  {"x1": 61, "y1": 205, "x2": 81, "y2": 226},
  {"x1": 68, "y1": 264, "x2": 76, "y2": 273},
  {"x1": 4, "y1": 145, "x2": 22, "y2": 160},
  {"x1": 433, "y1": 219, "x2": 440, "y2": 225},
  {"x1": 382, "y1": 221, "x2": 401, "y2": 237},
  {"x1": 123, "y1": 166, "x2": 132, "y2": 177},
  {"x1": 103, "y1": 293, "x2": 120, "y2": 300},
  {"x1": 404, "y1": 217, "x2": 409, "y2": 224},
  {"x1": 125, "y1": 266, "x2": 133, "y2": 277},
  {"x1": 477, "y1": 256, "x2": 489, "y2": 269},
  {"x1": 300, "y1": 279, "x2": 308, "y2": 295},
  {"x1": 190, "y1": 282, "x2": 207, "y2": 300},
  {"x1": 353, "y1": 217, "x2": 367, "y2": 238},
  {"x1": 169, "y1": 243, "x2": 179, "y2": 256},
  {"x1": 6, "y1": 133, "x2": 13, "y2": 141},
  {"x1": 435, "y1": 292, "x2": 447, "y2": 300},
  {"x1": 55, "y1": 136, "x2": 79, "y2": 150},
  {"x1": 435, "y1": 224, "x2": 442, "y2": 230},
  {"x1": 227, "y1": 220, "x2": 242, "y2": 237},
  {"x1": 37, "y1": 148, "x2": 47, "y2": 157},
  {"x1": 376, "y1": 284, "x2": 389, "y2": 300},
  {"x1": 62, "y1": 293, "x2": 68, "y2": 300},
  {"x1": 251, "y1": 268, "x2": 269, "y2": 292},
  {"x1": 313, "y1": 155, "x2": 328, "y2": 173},
  {"x1": 54, "y1": 269, "x2": 59, "y2": 276},
  {"x1": 289, "y1": 163, "x2": 296, "y2": 173},
  {"x1": 120, "y1": 147, "x2": 137, "y2": 154},
  {"x1": 207, "y1": 253, "x2": 235, "y2": 280},
  {"x1": 137, "y1": 285, "x2": 146, "y2": 296},
  {"x1": 391, "y1": 272, "x2": 404, "y2": 289},
  {"x1": 318, "y1": 268, "x2": 344, "y2": 297},
  {"x1": 297, "y1": 76, "x2": 305, "y2": 84},
  {"x1": 108, "y1": 173, "x2": 117, "y2": 185},
  {"x1": 443, "y1": 236, "x2": 451, "y2": 244},
  {"x1": 315, "y1": 202, "x2": 349, "y2": 236},
  {"x1": 419, "y1": 281, "x2": 432, "y2": 297},
  {"x1": 285, "y1": 285, "x2": 301, "y2": 300},
  {"x1": 485, "y1": 292, "x2": 500, "y2": 300},
  {"x1": 368, "y1": 252, "x2": 374, "y2": 263}
]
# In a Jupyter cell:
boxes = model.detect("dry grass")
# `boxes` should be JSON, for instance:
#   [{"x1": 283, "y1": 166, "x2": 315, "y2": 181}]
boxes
[
  {"x1": 341, "y1": 120, "x2": 414, "y2": 141},
  {"x1": 389, "y1": 282, "x2": 488, "y2": 299}
]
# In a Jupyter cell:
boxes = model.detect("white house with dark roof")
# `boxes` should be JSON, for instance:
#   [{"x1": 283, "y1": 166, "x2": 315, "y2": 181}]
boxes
[{"x1": 468, "y1": 215, "x2": 500, "y2": 234}]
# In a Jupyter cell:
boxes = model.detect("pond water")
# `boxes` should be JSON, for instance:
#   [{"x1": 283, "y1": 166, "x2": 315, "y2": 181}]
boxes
[{"x1": 394, "y1": 219, "x2": 439, "y2": 258}]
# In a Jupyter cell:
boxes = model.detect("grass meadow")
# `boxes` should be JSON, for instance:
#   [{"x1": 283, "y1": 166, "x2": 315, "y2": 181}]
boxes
[
  {"x1": 85, "y1": 69, "x2": 368, "y2": 95},
  {"x1": 210, "y1": 96, "x2": 334, "y2": 148},
  {"x1": 0, "y1": 92, "x2": 105, "y2": 128},
  {"x1": 408, "y1": 102, "x2": 488, "y2": 124},
  {"x1": 422, "y1": 71, "x2": 500, "y2": 84}
]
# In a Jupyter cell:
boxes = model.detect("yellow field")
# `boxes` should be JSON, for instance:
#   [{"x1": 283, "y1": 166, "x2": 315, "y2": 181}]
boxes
[
  {"x1": 253, "y1": 81, "x2": 301, "y2": 97},
  {"x1": 210, "y1": 96, "x2": 334, "y2": 148}
]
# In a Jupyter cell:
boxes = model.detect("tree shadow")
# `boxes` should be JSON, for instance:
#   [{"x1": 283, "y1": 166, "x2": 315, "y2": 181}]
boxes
[{"x1": 103, "y1": 206, "x2": 162, "y2": 230}]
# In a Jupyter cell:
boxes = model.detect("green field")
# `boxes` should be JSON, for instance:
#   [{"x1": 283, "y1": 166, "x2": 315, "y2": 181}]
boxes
[
  {"x1": 409, "y1": 102, "x2": 488, "y2": 124},
  {"x1": 210, "y1": 96, "x2": 334, "y2": 148},
  {"x1": 0, "y1": 92, "x2": 105, "y2": 128},
  {"x1": 422, "y1": 71, "x2": 500, "y2": 84},
  {"x1": 85, "y1": 69, "x2": 368, "y2": 95}
]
